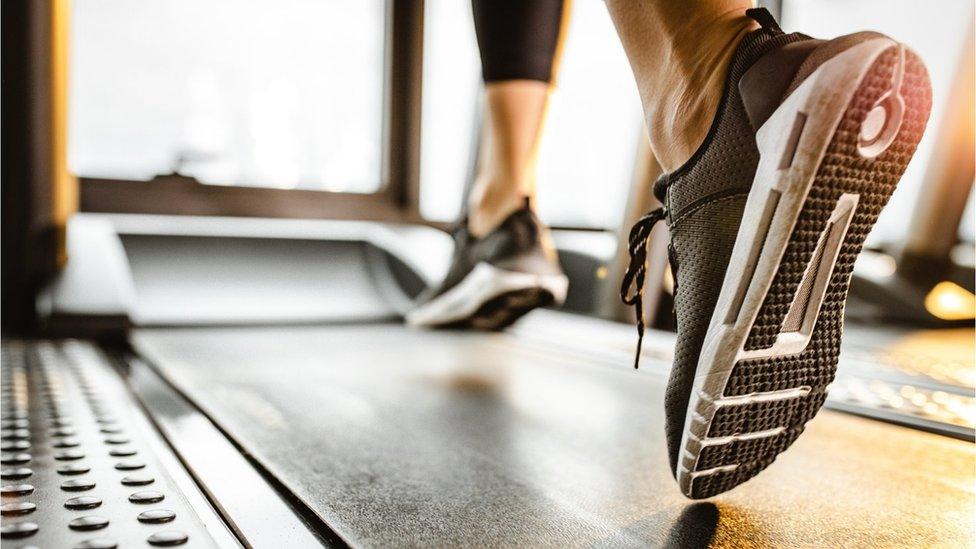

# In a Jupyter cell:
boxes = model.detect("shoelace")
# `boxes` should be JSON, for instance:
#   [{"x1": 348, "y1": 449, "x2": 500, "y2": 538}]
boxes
[{"x1": 620, "y1": 207, "x2": 667, "y2": 369}]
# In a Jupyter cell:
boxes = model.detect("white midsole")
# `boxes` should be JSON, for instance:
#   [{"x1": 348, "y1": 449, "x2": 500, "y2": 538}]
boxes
[
  {"x1": 676, "y1": 37, "x2": 899, "y2": 497},
  {"x1": 405, "y1": 262, "x2": 569, "y2": 327}
]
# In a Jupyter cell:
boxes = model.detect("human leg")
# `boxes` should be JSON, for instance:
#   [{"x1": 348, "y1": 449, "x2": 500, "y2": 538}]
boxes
[
  {"x1": 467, "y1": 0, "x2": 571, "y2": 237},
  {"x1": 407, "y1": 0, "x2": 571, "y2": 329}
]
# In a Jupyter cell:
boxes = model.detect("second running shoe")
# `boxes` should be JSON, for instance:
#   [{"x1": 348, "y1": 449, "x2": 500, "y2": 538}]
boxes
[
  {"x1": 621, "y1": 8, "x2": 932, "y2": 498},
  {"x1": 407, "y1": 200, "x2": 568, "y2": 330}
]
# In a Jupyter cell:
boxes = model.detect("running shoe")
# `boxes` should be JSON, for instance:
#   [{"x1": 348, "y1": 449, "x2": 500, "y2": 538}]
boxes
[
  {"x1": 407, "y1": 200, "x2": 569, "y2": 329},
  {"x1": 621, "y1": 8, "x2": 932, "y2": 498}
]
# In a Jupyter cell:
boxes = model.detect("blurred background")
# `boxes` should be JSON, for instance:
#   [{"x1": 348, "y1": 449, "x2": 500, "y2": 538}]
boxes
[
  {"x1": 47, "y1": 0, "x2": 974, "y2": 314},
  {"x1": 1, "y1": 1, "x2": 974, "y2": 545},
  {"x1": 54, "y1": 0, "x2": 976, "y2": 322}
]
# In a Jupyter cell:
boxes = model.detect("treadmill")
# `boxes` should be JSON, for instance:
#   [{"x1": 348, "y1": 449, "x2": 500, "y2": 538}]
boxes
[
  {"x1": 1, "y1": 209, "x2": 971, "y2": 547},
  {"x1": 3, "y1": 1, "x2": 975, "y2": 547}
]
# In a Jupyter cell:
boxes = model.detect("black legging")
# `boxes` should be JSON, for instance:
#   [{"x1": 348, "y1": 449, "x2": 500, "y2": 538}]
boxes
[{"x1": 472, "y1": 0, "x2": 569, "y2": 84}]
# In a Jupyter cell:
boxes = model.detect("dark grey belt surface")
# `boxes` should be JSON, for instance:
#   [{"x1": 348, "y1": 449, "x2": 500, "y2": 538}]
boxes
[{"x1": 131, "y1": 316, "x2": 975, "y2": 547}]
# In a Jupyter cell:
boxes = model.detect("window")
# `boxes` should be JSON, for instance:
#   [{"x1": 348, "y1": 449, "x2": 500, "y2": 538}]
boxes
[
  {"x1": 418, "y1": 0, "x2": 481, "y2": 222},
  {"x1": 419, "y1": 0, "x2": 643, "y2": 228},
  {"x1": 535, "y1": 0, "x2": 644, "y2": 229},
  {"x1": 69, "y1": 0, "x2": 387, "y2": 193}
]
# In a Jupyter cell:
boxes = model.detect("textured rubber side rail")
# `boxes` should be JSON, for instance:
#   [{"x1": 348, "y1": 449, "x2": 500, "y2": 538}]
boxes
[{"x1": 687, "y1": 45, "x2": 932, "y2": 499}]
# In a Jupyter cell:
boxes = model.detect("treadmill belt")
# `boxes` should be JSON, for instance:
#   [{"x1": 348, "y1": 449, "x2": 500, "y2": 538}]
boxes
[{"x1": 131, "y1": 318, "x2": 975, "y2": 547}]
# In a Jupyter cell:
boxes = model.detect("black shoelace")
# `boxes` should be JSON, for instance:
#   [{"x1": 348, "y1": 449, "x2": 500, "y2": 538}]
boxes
[{"x1": 620, "y1": 207, "x2": 667, "y2": 369}]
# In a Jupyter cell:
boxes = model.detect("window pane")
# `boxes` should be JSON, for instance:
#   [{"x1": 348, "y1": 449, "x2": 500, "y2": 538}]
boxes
[
  {"x1": 535, "y1": 0, "x2": 643, "y2": 228},
  {"x1": 69, "y1": 0, "x2": 386, "y2": 193},
  {"x1": 782, "y1": 0, "x2": 974, "y2": 246},
  {"x1": 419, "y1": 0, "x2": 643, "y2": 228},
  {"x1": 960, "y1": 183, "x2": 975, "y2": 244},
  {"x1": 419, "y1": 0, "x2": 481, "y2": 222}
]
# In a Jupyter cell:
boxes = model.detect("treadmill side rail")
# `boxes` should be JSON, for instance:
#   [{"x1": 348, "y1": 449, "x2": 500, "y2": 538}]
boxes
[{"x1": 125, "y1": 356, "x2": 341, "y2": 548}]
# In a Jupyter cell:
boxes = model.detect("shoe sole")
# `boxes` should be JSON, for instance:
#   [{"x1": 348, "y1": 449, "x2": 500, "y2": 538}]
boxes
[
  {"x1": 406, "y1": 262, "x2": 569, "y2": 330},
  {"x1": 677, "y1": 38, "x2": 932, "y2": 499}
]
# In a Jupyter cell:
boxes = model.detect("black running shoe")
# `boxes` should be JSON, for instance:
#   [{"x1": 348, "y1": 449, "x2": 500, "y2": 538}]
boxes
[
  {"x1": 621, "y1": 8, "x2": 932, "y2": 498},
  {"x1": 407, "y1": 201, "x2": 568, "y2": 329}
]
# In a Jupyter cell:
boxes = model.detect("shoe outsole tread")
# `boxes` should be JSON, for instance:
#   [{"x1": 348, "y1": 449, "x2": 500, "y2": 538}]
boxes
[
  {"x1": 441, "y1": 288, "x2": 556, "y2": 331},
  {"x1": 685, "y1": 45, "x2": 932, "y2": 499}
]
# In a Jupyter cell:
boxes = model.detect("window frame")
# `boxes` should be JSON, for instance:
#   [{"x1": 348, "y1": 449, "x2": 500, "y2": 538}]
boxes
[{"x1": 78, "y1": 0, "x2": 426, "y2": 224}]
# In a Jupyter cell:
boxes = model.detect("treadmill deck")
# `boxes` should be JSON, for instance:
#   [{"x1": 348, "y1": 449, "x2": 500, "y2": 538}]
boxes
[{"x1": 131, "y1": 314, "x2": 975, "y2": 547}]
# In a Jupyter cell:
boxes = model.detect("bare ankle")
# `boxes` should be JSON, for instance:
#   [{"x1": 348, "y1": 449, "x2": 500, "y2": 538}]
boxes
[
  {"x1": 467, "y1": 175, "x2": 531, "y2": 237},
  {"x1": 646, "y1": 13, "x2": 758, "y2": 172}
]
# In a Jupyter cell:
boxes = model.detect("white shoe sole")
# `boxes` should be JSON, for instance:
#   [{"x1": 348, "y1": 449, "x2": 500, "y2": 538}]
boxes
[{"x1": 406, "y1": 262, "x2": 569, "y2": 329}]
